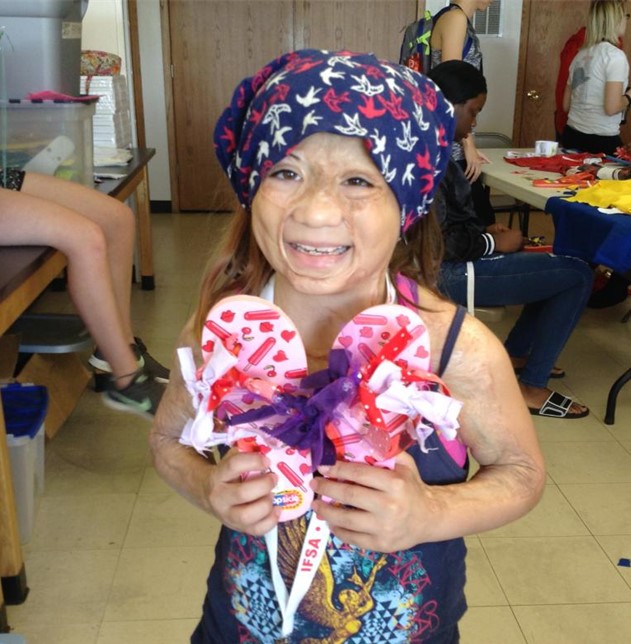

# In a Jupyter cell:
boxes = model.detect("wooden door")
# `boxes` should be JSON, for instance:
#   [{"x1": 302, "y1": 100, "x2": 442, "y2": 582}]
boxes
[
  {"x1": 166, "y1": 0, "x2": 293, "y2": 211},
  {"x1": 164, "y1": 0, "x2": 418, "y2": 212},
  {"x1": 514, "y1": 0, "x2": 631, "y2": 146}
]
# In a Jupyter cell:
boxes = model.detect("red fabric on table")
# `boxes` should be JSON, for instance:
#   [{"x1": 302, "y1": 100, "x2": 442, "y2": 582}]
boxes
[{"x1": 504, "y1": 152, "x2": 605, "y2": 174}]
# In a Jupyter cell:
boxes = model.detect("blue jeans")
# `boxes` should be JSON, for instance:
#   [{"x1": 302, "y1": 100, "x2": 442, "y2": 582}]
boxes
[{"x1": 439, "y1": 253, "x2": 593, "y2": 388}]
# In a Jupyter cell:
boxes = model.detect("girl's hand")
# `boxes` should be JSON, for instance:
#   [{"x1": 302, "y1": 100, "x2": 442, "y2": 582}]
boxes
[
  {"x1": 462, "y1": 137, "x2": 490, "y2": 182},
  {"x1": 310, "y1": 452, "x2": 432, "y2": 552},
  {"x1": 207, "y1": 449, "x2": 280, "y2": 536}
]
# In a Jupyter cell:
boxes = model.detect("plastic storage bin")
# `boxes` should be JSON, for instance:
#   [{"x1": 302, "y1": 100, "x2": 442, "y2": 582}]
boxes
[
  {"x1": 1, "y1": 383, "x2": 48, "y2": 544},
  {"x1": 0, "y1": 635, "x2": 27, "y2": 643},
  {"x1": 0, "y1": 100, "x2": 96, "y2": 185}
]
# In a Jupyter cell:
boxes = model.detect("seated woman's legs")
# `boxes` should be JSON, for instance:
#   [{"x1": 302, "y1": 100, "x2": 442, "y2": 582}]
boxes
[
  {"x1": 20, "y1": 173, "x2": 168, "y2": 382},
  {"x1": 439, "y1": 252, "x2": 593, "y2": 414},
  {"x1": 21, "y1": 172, "x2": 136, "y2": 342},
  {"x1": 0, "y1": 183, "x2": 138, "y2": 379},
  {"x1": 0, "y1": 178, "x2": 165, "y2": 418}
]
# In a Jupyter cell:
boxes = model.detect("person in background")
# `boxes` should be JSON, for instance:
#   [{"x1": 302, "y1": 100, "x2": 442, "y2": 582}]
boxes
[
  {"x1": 150, "y1": 49, "x2": 545, "y2": 642},
  {"x1": 562, "y1": 0, "x2": 630, "y2": 155},
  {"x1": 0, "y1": 169, "x2": 168, "y2": 418},
  {"x1": 430, "y1": 0, "x2": 495, "y2": 225},
  {"x1": 429, "y1": 60, "x2": 594, "y2": 420},
  {"x1": 555, "y1": 25, "x2": 588, "y2": 140}
]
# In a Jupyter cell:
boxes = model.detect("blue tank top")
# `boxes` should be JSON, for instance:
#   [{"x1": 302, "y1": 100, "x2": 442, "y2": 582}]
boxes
[{"x1": 192, "y1": 276, "x2": 468, "y2": 643}]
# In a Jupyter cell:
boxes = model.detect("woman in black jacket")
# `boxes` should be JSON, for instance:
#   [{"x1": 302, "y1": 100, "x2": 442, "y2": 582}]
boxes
[{"x1": 429, "y1": 61, "x2": 594, "y2": 420}]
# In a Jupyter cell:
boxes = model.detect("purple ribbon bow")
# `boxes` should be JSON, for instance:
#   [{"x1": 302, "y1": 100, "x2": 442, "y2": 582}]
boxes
[{"x1": 227, "y1": 350, "x2": 359, "y2": 469}]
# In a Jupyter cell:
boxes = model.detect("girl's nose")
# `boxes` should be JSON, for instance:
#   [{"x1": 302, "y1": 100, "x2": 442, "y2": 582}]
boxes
[{"x1": 291, "y1": 186, "x2": 345, "y2": 227}]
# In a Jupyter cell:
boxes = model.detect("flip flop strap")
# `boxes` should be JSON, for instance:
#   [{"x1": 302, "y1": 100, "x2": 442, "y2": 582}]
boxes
[{"x1": 540, "y1": 391, "x2": 572, "y2": 417}]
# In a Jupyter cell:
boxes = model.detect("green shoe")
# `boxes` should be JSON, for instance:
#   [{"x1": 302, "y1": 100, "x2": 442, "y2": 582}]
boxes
[{"x1": 102, "y1": 370, "x2": 165, "y2": 420}]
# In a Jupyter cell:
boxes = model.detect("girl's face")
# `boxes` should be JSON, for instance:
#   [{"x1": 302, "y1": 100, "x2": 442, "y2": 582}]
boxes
[
  {"x1": 453, "y1": 93, "x2": 487, "y2": 142},
  {"x1": 251, "y1": 132, "x2": 400, "y2": 297}
]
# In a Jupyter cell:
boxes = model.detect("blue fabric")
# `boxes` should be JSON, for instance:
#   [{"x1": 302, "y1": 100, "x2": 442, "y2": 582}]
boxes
[
  {"x1": 439, "y1": 253, "x2": 593, "y2": 388},
  {"x1": 546, "y1": 196, "x2": 631, "y2": 274},
  {"x1": 214, "y1": 49, "x2": 455, "y2": 233}
]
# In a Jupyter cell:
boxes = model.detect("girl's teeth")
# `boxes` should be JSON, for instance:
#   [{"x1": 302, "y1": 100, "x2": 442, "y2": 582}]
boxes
[{"x1": 293, "y1": 243, "x2": 347, "y2": 256}]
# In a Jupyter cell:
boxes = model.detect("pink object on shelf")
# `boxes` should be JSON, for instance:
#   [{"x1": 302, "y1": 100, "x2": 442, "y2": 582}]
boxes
[{"x1": 24, "y1": 90, "x2": 100, "y2": 103}]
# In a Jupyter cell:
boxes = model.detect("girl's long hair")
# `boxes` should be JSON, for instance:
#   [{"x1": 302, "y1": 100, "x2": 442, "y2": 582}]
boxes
[{"x1": 193, "y1": 202, "x2": 444, "y2": 339}]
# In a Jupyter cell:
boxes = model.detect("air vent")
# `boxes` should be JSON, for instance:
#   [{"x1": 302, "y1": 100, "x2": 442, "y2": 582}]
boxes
[{"x1": 473, "y1": 0, "x2": 502, "y2": 37}]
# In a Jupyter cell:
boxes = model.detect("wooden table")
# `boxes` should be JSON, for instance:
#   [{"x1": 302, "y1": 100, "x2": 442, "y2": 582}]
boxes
[{"x1": 0, "y1": 147, "x2": 155, "y2": 606}]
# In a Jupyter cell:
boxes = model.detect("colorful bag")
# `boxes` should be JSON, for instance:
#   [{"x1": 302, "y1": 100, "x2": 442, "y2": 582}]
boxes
[{"x1": 399, "y1": 5, "x2": 472, "y2": 73}]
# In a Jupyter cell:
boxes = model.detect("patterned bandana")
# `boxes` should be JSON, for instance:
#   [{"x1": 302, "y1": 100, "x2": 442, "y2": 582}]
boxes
[{"x1": 214, "y1": 49, "x2": 455, "y2": 232}]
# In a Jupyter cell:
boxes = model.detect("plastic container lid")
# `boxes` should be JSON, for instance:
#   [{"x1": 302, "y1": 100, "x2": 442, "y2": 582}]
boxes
[{"x1": 1, "y1": 383, "x2": 49, "y2": 439}]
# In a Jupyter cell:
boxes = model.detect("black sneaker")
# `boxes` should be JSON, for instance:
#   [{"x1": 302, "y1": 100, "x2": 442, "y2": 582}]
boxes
[
  {"x1": 133, "y1": 337, "x2": 170, "y2": 383},
  {"x1": 88, "y1": 338, "x2": 170, "y2": 383},
  {"x1": 102, "y1": 370, "x2": 166, "y2": 420},
  {"x1": 88, "y1": 348, "x2": 143, "y2": 372}
]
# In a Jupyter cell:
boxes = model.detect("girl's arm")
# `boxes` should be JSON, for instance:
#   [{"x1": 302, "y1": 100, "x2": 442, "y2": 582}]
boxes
[{"x1": 149, "y1": 320, "x2": 280, "y2": 536}]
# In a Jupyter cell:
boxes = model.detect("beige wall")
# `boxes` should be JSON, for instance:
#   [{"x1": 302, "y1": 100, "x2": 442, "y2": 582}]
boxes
[{"x1": 82, "y1": 0, "x2": 128, "y2": 76}]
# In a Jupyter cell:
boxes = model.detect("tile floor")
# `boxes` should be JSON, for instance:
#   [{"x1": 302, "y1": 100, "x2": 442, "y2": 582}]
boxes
[{"x1": 4, "y1": 210, "x2": 631, "y2": 643}]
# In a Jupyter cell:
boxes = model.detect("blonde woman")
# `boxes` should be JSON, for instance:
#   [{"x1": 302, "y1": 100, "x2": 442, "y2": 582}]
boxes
[{"x1": 562, "y1": 0, "x2": 631, "y2": 154}]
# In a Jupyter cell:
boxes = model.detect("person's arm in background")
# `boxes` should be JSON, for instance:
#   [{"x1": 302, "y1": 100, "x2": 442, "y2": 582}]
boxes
[
  {"x1": 604, "y1": 80, "x2": 631, "y2": 115},
  {"x1": 434, "y1": 9, "x2": 469, "y2": 62},
  {"x1": 461, "y1": 136, "x2": 489, "y2": 181}
]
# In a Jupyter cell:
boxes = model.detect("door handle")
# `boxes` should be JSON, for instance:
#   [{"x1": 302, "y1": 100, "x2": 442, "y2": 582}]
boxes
[{"x1": 527, "y1": 89, "x2": 541, "y2": 101}]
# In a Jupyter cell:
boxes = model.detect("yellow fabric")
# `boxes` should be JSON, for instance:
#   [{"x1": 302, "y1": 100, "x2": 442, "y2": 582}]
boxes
[{"x1": 564, "y1": 180, "x2": 631, "y2": 214}]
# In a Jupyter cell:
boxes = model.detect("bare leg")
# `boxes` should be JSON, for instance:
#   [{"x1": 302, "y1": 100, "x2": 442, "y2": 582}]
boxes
[
  {"x1": 0, "y1": 184, "x2": 137, "y2": 388},
  {"x1": 21, "y1": 173, "x2": 136, "y2": 339}
]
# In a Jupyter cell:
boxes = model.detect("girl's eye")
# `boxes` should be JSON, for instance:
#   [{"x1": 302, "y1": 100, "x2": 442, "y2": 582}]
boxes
[
  {"x1": 346, "y1": 176, "x2": 373, "y2": 188},
  {"x1": 269, "y1": 168, "x2": 299, "y2": 181}
]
